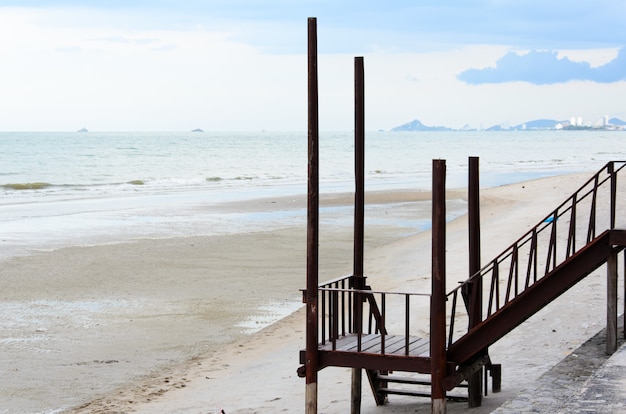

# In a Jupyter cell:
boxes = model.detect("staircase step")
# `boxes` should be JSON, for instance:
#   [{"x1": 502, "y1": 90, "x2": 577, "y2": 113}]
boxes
[
  {"x1": 377, "y1": 388, "x2": 468, "y2": 402},
  {"x1": 375, "y1": 374, "x2": 430, "y2": 386},
  {"x1": 377, "y1": 387, "x2": 431, "y2": 398},
  {"x1": 375, "y1": 374, "x2": 468, "y2": 388}
]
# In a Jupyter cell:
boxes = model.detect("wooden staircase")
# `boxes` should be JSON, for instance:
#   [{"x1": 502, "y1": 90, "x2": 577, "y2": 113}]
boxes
[
  {"x1": 300, "y1": 156, "x2": 626, "y2": 412},
  {"x1": 447, "y1": 229, "x2": 626, "y2": 366},
  {"x1": 442, "y1": 161, "x2": 626, "y2": 391},
  {"x1": 367, "y1": 371, "x2": 468, "y2": 404}
]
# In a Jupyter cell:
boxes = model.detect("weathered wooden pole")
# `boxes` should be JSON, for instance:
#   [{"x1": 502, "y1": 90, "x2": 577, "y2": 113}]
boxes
[
  {"x1": 353, "y1": 56, "x2": 365, "y2": 295},
  {"x1": 350, "y1": 56, "x2": 365, "y2": 414},
  {"x1": 609, "y1": 162, "x2": 616, "y2": 229},
  {"x1": 607, "y1": 250, "x2": 618, "y2": 354},
  {"x1": 606, "y1": 162, "x2": 618, "y2": 353},
  {"x1": 431, "y1": 159, "x2": 447, "y2": 414},
  {"x1": 467, "y1": 156, "x2": 483, "y2": 407},
  {"x1": 305, "y1": 16, "x2": 320, "y2": 414}
]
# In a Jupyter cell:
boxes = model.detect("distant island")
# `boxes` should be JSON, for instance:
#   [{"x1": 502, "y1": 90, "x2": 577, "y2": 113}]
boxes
[
  {"x1": 77, "y1": 127, "x2": 88, "y2": 133},
  {"x1": 191, "y1": 128, "x2": 204, "y2": 132},
  {"x1": 391, "y1": 117, "x2": 626, "y2": 132}
]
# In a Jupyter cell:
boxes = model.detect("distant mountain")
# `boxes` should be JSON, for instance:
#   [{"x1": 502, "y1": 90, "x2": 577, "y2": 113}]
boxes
[
  {"x1": 609, "y1": 117, "x2": 626, "y2": 125},
  {"x1": 391, "y1": 119, "x2": 452, "y2": 131}
]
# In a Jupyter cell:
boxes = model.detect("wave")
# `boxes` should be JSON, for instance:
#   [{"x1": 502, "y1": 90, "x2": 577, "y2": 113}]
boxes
[
  {"x1": 2, "y1": 180, "x2": 149, "y2": 193},
  {"x1": 1, "y1": 174, "x2": 296, "y2": 200},
  {"x1": 3, "y1": 182, "x2": 52, "y2": 190}
]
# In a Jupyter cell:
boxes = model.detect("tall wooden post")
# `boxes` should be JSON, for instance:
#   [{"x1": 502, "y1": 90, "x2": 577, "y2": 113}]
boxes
[
  {"x1": 609, "y1": 162, "x2": 616, "y2": 229},
  {"x1": 467, "y1": 156, "x2": 483, "y2": 406},
  {"x1": 607, "y1": 250, "x2": 618, "y2": 354},
  {"x1": 305, "y1": 17, "x2": 320, "y2": 414},
  {"x1": 431, "y1": 159, "x2": 447, "y2": 414},
  {"x1": 350, "y1": 56, "x2": 365, "y2": 414}
]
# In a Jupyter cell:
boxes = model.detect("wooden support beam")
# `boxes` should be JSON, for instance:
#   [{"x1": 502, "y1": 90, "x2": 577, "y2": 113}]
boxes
[
  {"x1": 489, "y1": 364, "x2": 502, "y2": 393},
  {"x1": 431, "y1": 159, "x2": 447, "y2": 414},
  {"x1": 305, "y1": 16, "x2": 319, "y2": 414},
  {"x1": 468, "y1": 156, "x2": 482, "y2": 327},
  {"x1": 351, "y1": 55, "x2": 365, "y2": 414},
  {"x1": 467, "y1": 156, "x2": 483, "y2": 407},
  {"x1": 607, "y1": 250, "x2": 618, "y2": 354},
  {"x1": 441, "y1": 354, "x2": 490, "y2": 391},
  {"x1": 353, "y1": 56, "x2": 365, "y2": 282}
]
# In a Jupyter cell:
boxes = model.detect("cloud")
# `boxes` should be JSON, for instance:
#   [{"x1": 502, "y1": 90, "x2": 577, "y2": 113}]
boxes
[
  {"x1": 95, "y1": 36, "x2": 161, "y2": 45},
  {"x1": 458, "y1": 48, "x2": 626, "y2": 85},
  {"x1": 5, "y1": 1, "x2": 626, "y2": 54}
]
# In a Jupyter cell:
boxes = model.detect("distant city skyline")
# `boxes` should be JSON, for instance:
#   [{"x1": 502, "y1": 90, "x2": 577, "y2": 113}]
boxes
[
  {"x1": 391, "y1": 114, "x2": 626, "y2": 132},
  {"x1": 1, "y1": 1, "x2": 625, "y2": 131}
]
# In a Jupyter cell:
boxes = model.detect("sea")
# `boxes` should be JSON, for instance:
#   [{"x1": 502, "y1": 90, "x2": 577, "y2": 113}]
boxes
[{"x1": 1, "y1": 129, "x2": 625, "y2": 261}]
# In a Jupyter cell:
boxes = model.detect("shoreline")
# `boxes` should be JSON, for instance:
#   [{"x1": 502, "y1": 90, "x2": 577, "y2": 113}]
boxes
[
  {"x1": 0, "y1": 185, "x2": 468, "y2": 263},
  {"x1": 1, "y1": 171, "x2": 622, "y2": 413}
]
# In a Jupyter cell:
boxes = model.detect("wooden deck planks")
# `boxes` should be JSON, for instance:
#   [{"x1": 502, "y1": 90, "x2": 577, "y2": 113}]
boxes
[{"x1": 321, "y1": 334, "x2": 431, "y2": 357}]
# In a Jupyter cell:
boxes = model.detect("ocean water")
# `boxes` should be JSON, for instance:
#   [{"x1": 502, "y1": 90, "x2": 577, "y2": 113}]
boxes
[{"x1": 1, "y1": 129, "x2": 624, "y2": 259}]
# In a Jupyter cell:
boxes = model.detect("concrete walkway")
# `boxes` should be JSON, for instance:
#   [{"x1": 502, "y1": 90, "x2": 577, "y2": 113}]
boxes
[{"x1": 494, "y1": 322, "x2": 625, "y2": 413}]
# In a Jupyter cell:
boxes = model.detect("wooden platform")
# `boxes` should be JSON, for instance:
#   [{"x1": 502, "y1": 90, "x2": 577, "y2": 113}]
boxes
[{"x1": 315, "y1": 334, "x2": 432, "y2": 374}]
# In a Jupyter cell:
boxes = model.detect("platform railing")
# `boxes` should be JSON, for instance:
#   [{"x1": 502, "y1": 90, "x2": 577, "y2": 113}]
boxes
[
  {"x1": 447, "y1": 161, "x2": 626, "y2": 346},
  {"x1": 317, "y1": 275, "x2": 430, "y2": 355}
]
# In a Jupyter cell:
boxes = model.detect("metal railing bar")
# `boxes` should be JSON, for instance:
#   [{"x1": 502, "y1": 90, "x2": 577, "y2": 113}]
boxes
[
  {"x1": 321, "y1": 289, "x2": 326, "y2": 344},
  {"x1": 405, "y1": 295, "x2": 410, "y2": 355},
  {"x1": 381, "y1": 294, "x2": 386, "y2": 354},
  {"x1": 318, "y1": 274, "x2": 353, "y2": 287},
  {"x1": 448, "y1": 290, "x2": 458, "y2": 347},
  {"x1": 567, "y1": 194, "x2": 577, "y2": 258},
  {"x1": 318, "y1": 287, "x2": 430, "y2": 297}
]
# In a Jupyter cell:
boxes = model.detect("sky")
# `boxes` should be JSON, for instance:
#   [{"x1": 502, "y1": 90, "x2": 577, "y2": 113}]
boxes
[{"x1": 0, "y1": 1, "x2": 625, "y2": 131}]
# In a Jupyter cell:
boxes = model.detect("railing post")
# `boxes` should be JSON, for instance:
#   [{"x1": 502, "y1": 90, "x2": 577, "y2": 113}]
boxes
[
  {"x1": 350, "y1": 55, "x2": 366, "y2": 414},
  {"x1": 431, "y1": 159, "x2": 447, "y2": 413},
  {"x1": 305, "y1": 17, "x2": 319, "y2": 414},
  {"x1": 467, "y1": 156, "x2": 483, "y2": 407},
  {"x1": 567, "y1": 194, "x2": 577, "y2": 258},
  {"x1": 587, "y1": 175, "x2": 598, "y2": 243},
  {"x1": 332, "y1": 291, "x2": 339, "y2": 349}
]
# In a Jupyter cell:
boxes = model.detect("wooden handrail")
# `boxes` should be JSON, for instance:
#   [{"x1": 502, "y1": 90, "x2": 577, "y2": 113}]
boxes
[{"x1": 317, "y1": 285, "x2": 429, "y2": 355}]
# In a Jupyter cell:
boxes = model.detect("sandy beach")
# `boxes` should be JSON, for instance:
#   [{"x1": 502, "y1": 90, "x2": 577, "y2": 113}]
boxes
[{"x1": 1, "y1": 172, "x2": 624, "y2": 413}]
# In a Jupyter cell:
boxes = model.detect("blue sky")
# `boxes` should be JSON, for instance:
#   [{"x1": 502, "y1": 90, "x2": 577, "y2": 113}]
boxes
[{"x1": 1, "y1": 1, "x2": 625, "y2": 130}]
